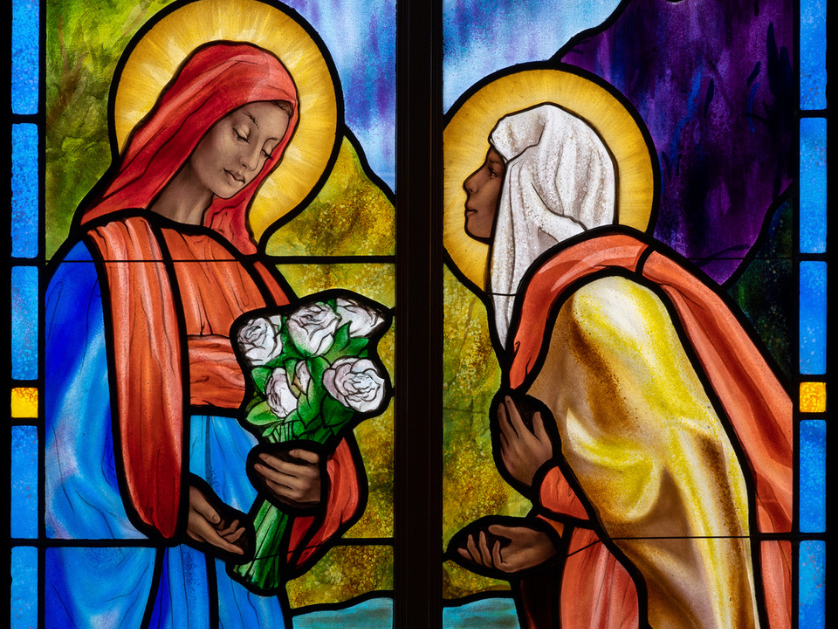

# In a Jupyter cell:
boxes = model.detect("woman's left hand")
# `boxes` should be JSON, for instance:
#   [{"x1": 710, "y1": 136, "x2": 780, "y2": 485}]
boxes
[
  {"x1": 252, "y1": 447, "x2": 322, "y2": 509},
  {"x1": 454, "y1": 520, "x2": 560, "y2": 575}
]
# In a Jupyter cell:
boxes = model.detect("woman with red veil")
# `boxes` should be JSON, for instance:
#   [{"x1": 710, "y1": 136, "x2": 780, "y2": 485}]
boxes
[{"x1": 44, "y1": 42, "x2": 363, "y2": 627}]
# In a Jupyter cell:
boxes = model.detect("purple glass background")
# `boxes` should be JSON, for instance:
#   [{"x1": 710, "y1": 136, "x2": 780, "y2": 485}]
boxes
[
  {"x1": 559, "y1": 0, "x2": 794, "y2": 283},
  {"x1": 444, "y1": 0, "x2": 795, "y2": 285}
]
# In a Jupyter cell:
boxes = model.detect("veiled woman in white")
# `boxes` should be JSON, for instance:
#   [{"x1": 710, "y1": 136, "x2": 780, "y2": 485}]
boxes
[{"x1": 452, "y1": 104, "x2": 792, "y2": 629}]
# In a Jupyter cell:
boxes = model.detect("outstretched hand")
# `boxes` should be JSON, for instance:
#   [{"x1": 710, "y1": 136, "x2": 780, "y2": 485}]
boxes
[
  {"x1": 454, "y1": 520, "x2": 559, "y2": 576},
  {"x1": 497, "y1": 396, "x2": 553, "y2": 489},
  {"x1": 186, "y1": 481, "x2": 247, "y2": 557},
  {"x1": 251, "y1": 446, "x2": 323, "y2": 510}
]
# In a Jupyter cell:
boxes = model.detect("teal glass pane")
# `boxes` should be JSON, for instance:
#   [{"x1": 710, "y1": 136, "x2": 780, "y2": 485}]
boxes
[
  {"x1": 12, "y1": 124, "x2": 39, "y2": 258},
  {"x1": 12, "y1": 0, "x2": 39, "y2": 114},
  {"x1": 799, "y1": 420, "x2": 826, "y2": 532},
  {"x1": 12, "y1": 267, "x2": 39, "y2": 380},
  {"x1": 800, "y1": 119, "x2": 827, "y2": 254},
  {"x1": 799, "y1": 262, "x2": 826, "y2": 374},
  {"x1": 11, "y1": 426, "x2": 38, "y2": 539},
  {"x1": 11, "y1": 546, "x2": 38, "y2": 628},
  {"x1": 799, "y1": 541, "x2": 826, "y2": 629},
  {"x1": 800, "y1": 0, "x2": 826, "y2": 110}
]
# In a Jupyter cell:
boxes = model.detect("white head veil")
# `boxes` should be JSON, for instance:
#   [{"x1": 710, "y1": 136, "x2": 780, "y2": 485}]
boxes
[{"x1": 488, "y1": 104, "x2": 617, "y2": 346}]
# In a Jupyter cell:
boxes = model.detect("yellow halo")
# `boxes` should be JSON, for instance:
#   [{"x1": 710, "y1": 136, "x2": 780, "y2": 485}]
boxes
[
  {"x1": 445, "y1": 68, "x2": 655, "y2": 291},
  {"x1": 114, "y1": 0, "x2": 339, "y2": 244}
]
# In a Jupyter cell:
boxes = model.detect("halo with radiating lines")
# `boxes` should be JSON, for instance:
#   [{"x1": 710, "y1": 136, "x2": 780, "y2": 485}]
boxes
[
  {"x1": 445, "y1": 68, "x2": 655, "y2": 291},
  {"x1": 113, "y1": 0, "x2": 339, "y2": 243}
]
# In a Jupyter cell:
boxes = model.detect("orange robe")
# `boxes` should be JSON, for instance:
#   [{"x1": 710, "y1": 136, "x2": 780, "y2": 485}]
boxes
[
  {"x1": 509, "y1": 231, "x2": 792, "y2": 629},
  {"x1": 86, "y1": 213, "x2": 362, "y2": 567}
]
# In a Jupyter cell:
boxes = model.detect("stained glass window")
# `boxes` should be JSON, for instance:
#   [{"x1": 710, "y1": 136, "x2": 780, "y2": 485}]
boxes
[
  {"x1": 442, "y1": 1, "x2": 827, "y2": 627},
  {"x1": 8, "y1": 1, "x2": 828, "y2": 628}
]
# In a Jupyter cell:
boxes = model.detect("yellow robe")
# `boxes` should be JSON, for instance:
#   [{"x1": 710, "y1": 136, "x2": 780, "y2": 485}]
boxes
[{"x1": 528, "y1": 276, "x2": 761, "y2": 629}]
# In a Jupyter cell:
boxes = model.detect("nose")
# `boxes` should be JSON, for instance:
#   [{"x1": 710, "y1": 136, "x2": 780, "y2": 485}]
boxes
[
  {"x1": 240, "y1": 144, "x2": 261, "y2": 172},
  {"x1": 464, "y1": 170, "x2": 479, "y2": 194}
]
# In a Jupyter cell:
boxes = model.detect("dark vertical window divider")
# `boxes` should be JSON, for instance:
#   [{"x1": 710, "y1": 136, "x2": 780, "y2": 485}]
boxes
[{"x1": 395, "y1": 0, "x2": 443, "y2": 627}]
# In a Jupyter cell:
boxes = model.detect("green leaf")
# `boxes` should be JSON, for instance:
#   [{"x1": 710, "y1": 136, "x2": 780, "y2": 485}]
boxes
[
  {"x1": 246, "y1": 400, "x2": 281, "y2": 428},
  {"x1": 322, "y1": 396, "x2": 353, "y2": 428},
  {"x1": 251, "y1": 367, "x2": 272, "y2": 396},
  {"x1": 331, "y1": 323, "x2": 351, "y2": 353}
]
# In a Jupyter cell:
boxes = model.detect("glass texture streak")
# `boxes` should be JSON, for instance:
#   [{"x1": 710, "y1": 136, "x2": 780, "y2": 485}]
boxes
[
  {"x1": 799, "y1": 540, "x2": 826, "y2": 628},
  {"x1": 800, "y1": 0, "x2": 827, "y2": 110},
  {"x1": 11, "y1": 426, "x2": 39, "y2": 539},
  {"x1": 11, "y1": 546, "x2": 38, "y2": 628},
  {"x1": 799, "y1": 261, "x2": 826, "y2": 374},
  {"x1": 800, "y1": 118, "x2": 827, "y2": 253},
  {"x1": 12, "y1": 0, "x2": 39, "y2": 114},
  {"x1": 12, "y1": 266, "x2": 38, "y2": 380},
  {"x1": 12, "y1": 123, "x2": 39, "y2": 258},
  {"x1": 799, "y1": 420, "x2": 826, "y2": 532}
]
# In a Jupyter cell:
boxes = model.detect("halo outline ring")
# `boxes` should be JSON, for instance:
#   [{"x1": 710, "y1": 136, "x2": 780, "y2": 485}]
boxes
[
  {"x1": 444, "y1": 66, "x2": 656, "y2": 291},
  {"x1": 113, "y1": 0, "x2": 340, "y2": 243}
]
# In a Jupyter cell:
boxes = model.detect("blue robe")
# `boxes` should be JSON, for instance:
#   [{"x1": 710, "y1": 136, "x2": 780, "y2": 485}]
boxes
[{"x1": 44, "y1": 241, "x2": 289, "y2": 629}]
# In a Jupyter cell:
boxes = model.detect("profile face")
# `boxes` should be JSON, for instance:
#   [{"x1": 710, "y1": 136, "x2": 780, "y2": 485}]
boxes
[
  {"x1": 463, "y1": 146, "x2": 505, "y2": 241},
  {"x1": 189, "y1": 101, "x2": 291, "y2": 199}
]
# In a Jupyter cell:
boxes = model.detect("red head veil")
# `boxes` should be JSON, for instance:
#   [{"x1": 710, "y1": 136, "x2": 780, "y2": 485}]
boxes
[{"x1": 80, "y1": 42, "x2": 299, "y2": 254}]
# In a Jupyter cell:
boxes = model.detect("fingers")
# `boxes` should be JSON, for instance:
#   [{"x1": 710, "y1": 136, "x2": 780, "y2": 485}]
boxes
[
  {"x1": 478, "y1": 531, "x2": 493, "y2": 566},
  {"x1": 497, "y1": 399, "x2": 517, "y2": 440},
  {"x1": 187, "y1": 513, "x2": 244, "y2": 555},
  {"x1": 504, "y1": 396, "x2": 527, "y2": 436},
  {"x1": 222, "y1": 526, "x2": 245, "y2": 544},
  {"x1": 492, "y1": 539, "x2": 504, "y2": 568},
  {"x1": 189, "y1": 485, "x2": 221, "y2": 525},
  {"x1": 287, "y1": 448, "x2": 320, "y2": 465}
]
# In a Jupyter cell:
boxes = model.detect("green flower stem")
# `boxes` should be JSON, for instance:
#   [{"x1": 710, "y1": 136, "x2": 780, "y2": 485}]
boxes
[{"x1": 231, "y1": 496, "x2": 291, "y2": 591}]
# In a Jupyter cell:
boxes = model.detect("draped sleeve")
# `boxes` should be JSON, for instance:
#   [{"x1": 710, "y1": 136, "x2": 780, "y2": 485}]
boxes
[
  {"x1": 527, "y1": 275, "x2": 761, "y2": 629},
  {"x1": 45, "y1": 241, "x2": 147, "y2": 539}
]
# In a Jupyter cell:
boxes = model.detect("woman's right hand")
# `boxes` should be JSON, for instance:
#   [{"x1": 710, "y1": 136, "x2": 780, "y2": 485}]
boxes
[
  {"x1": 186, "y1": 482, "x2": 246, "y2": 556},
  {"x1": 497, "y1": 396, "x2": 553, "y2": 489}
]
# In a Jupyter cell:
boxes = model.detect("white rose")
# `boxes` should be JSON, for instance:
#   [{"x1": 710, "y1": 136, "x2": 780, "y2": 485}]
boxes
[
  {"x1": 286, "y1": 303, "x2": 339, "y2": 356},
  {"x1": 323, "y1": 357, "x2": 387, "y2": 413},
  {"x1": 294, "y1": 361, "x2": 312, "y2": 395},
  {"x1": 265, "y1": 369, "x2": 298, "y2": 418},
  {"x1": 336, "y1": 297, "x2": 386, "y2": 339},
  {"x1": 237, "y1": 316, "x2": 283, "y2": 366}
]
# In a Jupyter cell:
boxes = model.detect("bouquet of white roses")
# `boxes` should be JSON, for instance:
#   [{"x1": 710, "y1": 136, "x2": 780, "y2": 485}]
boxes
[{"x1": 229, "y1": 291, "x2": 391, "y2": 592}]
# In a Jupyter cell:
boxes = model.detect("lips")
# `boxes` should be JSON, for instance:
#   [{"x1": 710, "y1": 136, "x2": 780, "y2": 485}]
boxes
[{"x1": 225, "y1": 169, "x2": 245, "y2": 185}]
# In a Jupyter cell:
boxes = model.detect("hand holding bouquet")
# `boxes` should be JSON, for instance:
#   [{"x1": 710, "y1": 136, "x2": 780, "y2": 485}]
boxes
[{"x1": 229, "y1": 291, "x2": 392, "y2": 592}]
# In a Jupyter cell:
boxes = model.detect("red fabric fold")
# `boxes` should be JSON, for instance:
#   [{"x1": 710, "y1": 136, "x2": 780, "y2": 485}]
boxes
[
  {"x1": 89, "y1": 217, "x2": 362, "y2": 555},
  {"x1": 88, "y1": 217, "x2": 184, "y2": 538}
]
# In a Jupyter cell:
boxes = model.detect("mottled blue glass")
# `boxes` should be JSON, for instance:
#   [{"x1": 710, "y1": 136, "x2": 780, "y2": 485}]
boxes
[
  {"x1": 799, "y1": 262, "x2": 826, "y2": 374},
  {"x1": 799, "y1": 541, "x2": 826, "y2": 629},
  {"x1": 12, "y1": 266, "x2": 39, "y2": 380},
  {"x1": 800, "y1": 0, "x2": 826, "y2": 110},
  {"x1": 443, "y1": 0, "x2": 622, "y2": 111},
  {"x1": 11, "y1": 546, "x2": 38, "y2": 628},
  {"x1": 12, "y1": 0, "x2": 39, "y2": 114},
  {"x1": 800, "y1": 119, "x2": 827, "y2": 254},
  {"x1": 285, "y1": 0, "x2": 396, "y2": 189},
  {"x1": 12, "y1": 124, "x2": 39, "y2": 258},
  {"x1": 11, "y1": 426, "x2": 39, "y2": 539},
  {"x1": 799, "y1": 420, "x2": 826, "y2": 532}
]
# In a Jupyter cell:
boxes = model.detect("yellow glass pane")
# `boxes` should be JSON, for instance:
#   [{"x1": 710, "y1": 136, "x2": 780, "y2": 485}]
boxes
[
  {"x1": 800, "y1": 382, "x2": 826, "y2": 413},
  {"x1": 11, "y1": 387, "x2": 38, "y2": 418}
]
